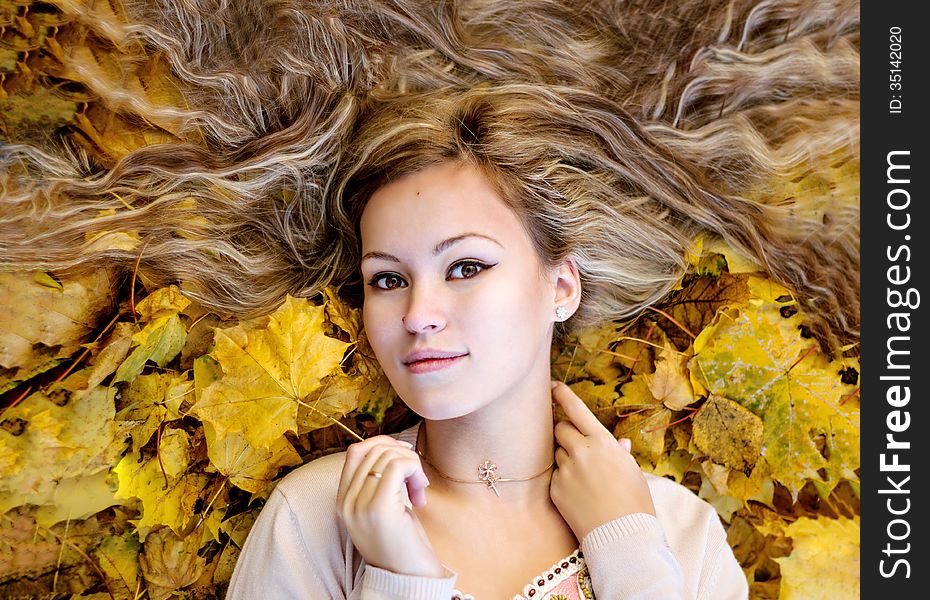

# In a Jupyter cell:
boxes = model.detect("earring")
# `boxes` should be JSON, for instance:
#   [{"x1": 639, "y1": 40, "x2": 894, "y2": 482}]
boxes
[{"x1": 555, "y1": 306, "x2": 568, "y2": 320}]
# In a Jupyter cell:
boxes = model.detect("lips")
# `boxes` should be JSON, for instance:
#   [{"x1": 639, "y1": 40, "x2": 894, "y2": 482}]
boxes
[
  {"x1": 403, "y1": 349, "x2": 468, "y2": 365},
  {"x1": 402, "y1": 349, "x2": 469, "y2": 375}
]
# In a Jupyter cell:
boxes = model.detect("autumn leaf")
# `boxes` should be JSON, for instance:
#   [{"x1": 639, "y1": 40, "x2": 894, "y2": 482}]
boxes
[
  {"x1": 614, "y1": 375, "x2": 669, "y2": 466},
  {"x1": 117, "y1": 372, "x2": 192, "y2": 453},
  {"x1": 297, "y1": 373, "x2": 370, "y2": 433},
  {"x1": 113, "y1": 286, "x2": 192, "y2": 384},
  {"x1": 769, "y1": 516, "x2": 860, "y2": 599},
  {"x1": 646, "y1": 341, "x2": 697, "y2": 411},
  {"x1": 140, "y1": 526, "x2": 208, "y2": 600},
  {"x1": 0, "y1": 383, "x2": 126, "y2": 519},
  {"x1": 691, "y1": 394, "x2": 763, "y2": 472},
  {"x1": 659, "y1": 271, "x2": 750, "y2": 353},
  {"x1": 191, "y1": 295, "x2": 352, "y2": 450},
  {"x1": 202, "y1": 422, "x2": 301, "y2": 494},
  {"x1": 113, "y1": 428, "x2": 208, "y2": 541},
  {"x1": 94, "y1": 531, "x2": 142, "y2": 597},
  {"x1": 689, "y1": 276, "x2": 860, "y2": 499}
]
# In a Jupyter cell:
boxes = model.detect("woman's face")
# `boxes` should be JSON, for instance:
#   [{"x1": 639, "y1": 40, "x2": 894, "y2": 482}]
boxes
[{"x1": 359, "y1": 161, "x2": 561, "y2": 420}]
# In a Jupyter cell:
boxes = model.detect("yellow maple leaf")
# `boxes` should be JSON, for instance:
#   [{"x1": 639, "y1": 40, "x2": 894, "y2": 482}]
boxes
[
  {"x1": 774, "y1": 516, "x2": 860, "y2": 599},
  {"x1": 689, "y1": 276, "x2": 860, "y2": 499},
  {"x1": 191, "y1": 295, "x2": 352, "y2": 450},
  {"x1": 113, "y1": 428, "x2": 207, "y2": 541},
  {"x1": 297, "y1": 373, "x2": 371, "y2": 433},
  {"x1": 202, "y1": 422, "x2": 301, "y2": 494},
  {"x1": 117, "y1": 372, "x2": 191, "y2": 453}
]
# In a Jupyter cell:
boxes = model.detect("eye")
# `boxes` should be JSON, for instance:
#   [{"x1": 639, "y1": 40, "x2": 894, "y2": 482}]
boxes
[
  {"x1": 367, "y1": 272, "x2": 407, "y2": 290},
  {"x1": 448, "y1": 260, "x2": 494, "y2": 280}
]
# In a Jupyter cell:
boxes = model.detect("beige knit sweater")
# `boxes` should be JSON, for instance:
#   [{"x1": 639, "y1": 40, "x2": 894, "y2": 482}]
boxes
[{"x1": 226, "y1": 424, "x2": 748, "y2": 599}]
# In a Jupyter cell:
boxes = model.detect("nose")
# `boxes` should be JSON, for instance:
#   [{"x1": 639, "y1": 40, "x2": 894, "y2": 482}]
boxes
[{"x1": 402, "y1": 283, "x2": 448, "y2": 335}]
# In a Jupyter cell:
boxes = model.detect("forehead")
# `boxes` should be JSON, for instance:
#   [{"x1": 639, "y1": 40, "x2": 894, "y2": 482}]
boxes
[{"x1": 359, "y1": 161, "x2": 529, "y2": 254}]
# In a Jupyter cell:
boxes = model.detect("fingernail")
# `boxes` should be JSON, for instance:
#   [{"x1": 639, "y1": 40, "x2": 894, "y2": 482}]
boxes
[{"x1": 550, "y1": 380, "x2": 558, "y2": 389}]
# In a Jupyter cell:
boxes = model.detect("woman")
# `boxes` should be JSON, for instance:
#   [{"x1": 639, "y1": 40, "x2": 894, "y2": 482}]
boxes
[
  {"x1": 0, "y1": 1, "x2": 858, "y2": 598},
  {"x1": 223, "y1": 85, "x2": 773, "y2": 599}
]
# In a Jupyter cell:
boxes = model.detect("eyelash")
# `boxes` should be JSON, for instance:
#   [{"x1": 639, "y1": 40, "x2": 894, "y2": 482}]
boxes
[{"x1": 367, "y1": 260, "x2": 496, "y2": 290}]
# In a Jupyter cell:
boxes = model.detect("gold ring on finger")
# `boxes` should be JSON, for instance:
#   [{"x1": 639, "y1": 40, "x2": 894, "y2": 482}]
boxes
[{"x1": 368, "y1": 470, "x2": 383, "y2": 479}]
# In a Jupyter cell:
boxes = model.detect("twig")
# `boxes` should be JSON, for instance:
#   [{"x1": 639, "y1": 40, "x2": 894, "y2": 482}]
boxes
[
  {"x1": 42, "y1": 523, "x2": 117, "y2": 600},
  {"x1": 642, "y1": 406, "x2": 701, "y2": 433}
]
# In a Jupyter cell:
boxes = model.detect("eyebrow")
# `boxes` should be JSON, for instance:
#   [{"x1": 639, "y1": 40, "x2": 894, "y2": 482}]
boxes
[{"x1": 360, "y1": 232, "x2": 503, "y2": 264}]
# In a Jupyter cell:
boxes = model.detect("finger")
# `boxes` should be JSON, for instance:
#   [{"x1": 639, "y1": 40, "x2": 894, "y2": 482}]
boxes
[
  {"x1": 550, "y1": 380, "x2": 605, "y2": 437},
  {"x1": 344, "y1": 442, "x2": 402, "y2": 514},
  {"x1": 353, "y1": 447, "x2": 409, "y2": 512},
  {"x1": 554, "y1": 446, "x2": 569, "y2": 466},
  {"x1": 619, "y1": 437, "x2": 632, "y2": 453},
  {"x1": 553, "y1": 419, "x2": 585, "y2": 450},
  {"x1": 338, "y1": 436, "x2": 410, "y2": 502},
  {"x1": 371, "y1": 454, "x2": 430, "y2": 510}
]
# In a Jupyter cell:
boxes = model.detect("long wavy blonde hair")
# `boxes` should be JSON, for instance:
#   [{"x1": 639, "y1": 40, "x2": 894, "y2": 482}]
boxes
[{"x1": 0, "y1": 0, "x2": 859, "y2": 350}]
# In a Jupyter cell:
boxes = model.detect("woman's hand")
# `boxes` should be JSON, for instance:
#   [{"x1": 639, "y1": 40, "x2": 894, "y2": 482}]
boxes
[
  {"x1": 549, "y1": 381, "x2": 656, "y2": 541},
  {"x1": 336, "y1": 435, "x2": 445, "y2": 578}
]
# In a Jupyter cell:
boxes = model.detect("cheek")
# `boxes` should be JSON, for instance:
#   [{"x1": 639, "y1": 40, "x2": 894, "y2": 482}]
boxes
[
  {"x1": 468, "y1": 273, "x2": 549, "y2": 336},
  {"x1": 361, "y1": 302, "x2": 391, "y2": 360}
]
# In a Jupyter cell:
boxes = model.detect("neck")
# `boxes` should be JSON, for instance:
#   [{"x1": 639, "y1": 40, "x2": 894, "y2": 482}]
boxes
[{"x1": 415, "y1": 369, "x2": 556, "y2": 505}]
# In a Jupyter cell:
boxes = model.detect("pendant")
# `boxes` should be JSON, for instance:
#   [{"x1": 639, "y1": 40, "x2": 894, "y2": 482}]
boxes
[{"x1": 477, "y1": 460, "x2": 500, "y2": 496}]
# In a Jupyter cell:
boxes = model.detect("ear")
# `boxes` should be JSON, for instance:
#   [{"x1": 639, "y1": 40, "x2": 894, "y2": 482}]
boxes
[{"x1": 551, "y1": 257, "x2": 581, "y2": 320}]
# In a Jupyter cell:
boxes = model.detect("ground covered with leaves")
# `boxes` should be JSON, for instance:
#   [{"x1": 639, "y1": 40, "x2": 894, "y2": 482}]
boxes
[{"x1": 1, "y1": 1, "x2": 859, "y2": 598}]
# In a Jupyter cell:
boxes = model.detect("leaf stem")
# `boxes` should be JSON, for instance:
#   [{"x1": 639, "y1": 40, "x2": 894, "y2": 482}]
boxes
[{"x1": 645, "y1": 305, "x2": 696, "y2": 339}]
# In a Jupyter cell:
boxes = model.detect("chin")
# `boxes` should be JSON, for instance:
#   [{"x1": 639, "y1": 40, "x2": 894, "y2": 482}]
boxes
[{"x1": 399, "y1": 390, "x2": 484, "y2": 421}]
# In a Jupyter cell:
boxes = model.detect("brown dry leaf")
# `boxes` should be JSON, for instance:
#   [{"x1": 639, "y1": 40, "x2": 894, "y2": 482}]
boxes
[
  {"x1": 659, "y1": 271, "x2": 750, "y2": 352},
  {"x1": 691, "y1": 394, "x2": 763, "y2": 472},
  {"x1": 614, "y1": 375, "x2": 669, "y2": 466},
  {"x1": 646, "y1": 342, "x2": 696, "y2": 411},
  {"x1": 140, "y1": 526, "x2": 208, "y2": 600}
]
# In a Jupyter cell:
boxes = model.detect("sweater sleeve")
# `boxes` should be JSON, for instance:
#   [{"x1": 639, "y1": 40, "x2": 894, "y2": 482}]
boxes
[
  {"x1": 225, "y1": 447, "x2": 460, "y2": 600},
  {"x1": 580, "y1": 512, "x2": 687, "y2": 599},
  {"x1": 359, "y1": 565, "x2": 458, "y2": 600},
  {"x1": 225, "y1": 485, "x2": 340, "y2": 599},
  {"x1": 580, "y1": 474, "x2": 749, "y2": 600}
]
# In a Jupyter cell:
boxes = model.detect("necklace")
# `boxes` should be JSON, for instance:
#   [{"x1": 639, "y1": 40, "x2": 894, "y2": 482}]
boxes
[{"x1": 415, "y1": 426, "x2": 555, "y2": 497}]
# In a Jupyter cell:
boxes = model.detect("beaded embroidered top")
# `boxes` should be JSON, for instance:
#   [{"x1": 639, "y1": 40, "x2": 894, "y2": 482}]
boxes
[{"x1": 451, "y1": 548, "x2": 594, "y2": 600}]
